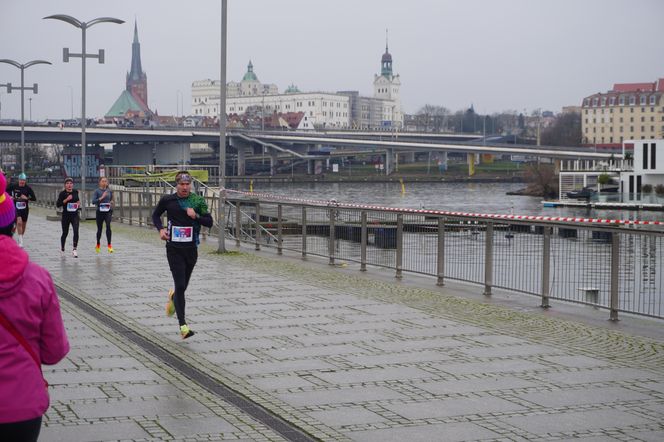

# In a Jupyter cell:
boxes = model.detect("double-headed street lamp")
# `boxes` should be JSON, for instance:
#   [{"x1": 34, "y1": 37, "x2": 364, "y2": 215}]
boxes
[
  {"x1": 218, "y1": 0, "x2": 228, "y2": 253},
  {"x1": 44, "y1": 14, "x2": 124, "y2": 218},
  {"x1": 0, "y1": 59, "x2": 51, "y2": 173}
]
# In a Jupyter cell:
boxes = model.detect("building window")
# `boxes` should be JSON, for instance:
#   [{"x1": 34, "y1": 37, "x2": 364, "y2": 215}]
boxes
[
  {"x1": 651, "y1": 126, "x2": 655, "y2": 132},
  {"x1": 629, "y1": 96, "x2": 636, "y2": 105},
  {"x1": 584, "y1": 98, "x2": 590, "y2": 106},
  {"x1": 601, "y1": 97, "x2": 606, "y2": 106},
  {"x1": 650, "y1": 96, "x2": 656, "y2": 105},
  {"x1": 641, "y1": 126, "x2": 645, "y2": 132},
  {"x1": 619, "y1": 96, "x2": 625, "y2": 106},
  {"x1": 640, "y1": 95, "x2": 647, "y2": 105},
  {"x1": 641, "y1": 116, "x2": 645, "y2": 122},
  {"x1": 592, "y1": 97, "x2": 599, "y2": 106},
  {"x1": 609, "y1": 97, "x2": 615, "y2": 106}
]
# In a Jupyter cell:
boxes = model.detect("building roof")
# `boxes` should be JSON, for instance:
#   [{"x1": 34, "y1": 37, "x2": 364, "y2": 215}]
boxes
[
  {"x1": 105, "y1": 90, "x2": 148, "y2": 118},
  {"x1": 612, "y1": 82, "x2": 656, "y2": 93}
]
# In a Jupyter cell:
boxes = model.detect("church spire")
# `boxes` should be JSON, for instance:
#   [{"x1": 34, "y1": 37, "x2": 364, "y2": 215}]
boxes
[
  {"x1": 126, "y1": 20, "x2": 148, "y2": 109},
  {"x1": 128, "y1": 20, "x2": 143, "y2": 82}
]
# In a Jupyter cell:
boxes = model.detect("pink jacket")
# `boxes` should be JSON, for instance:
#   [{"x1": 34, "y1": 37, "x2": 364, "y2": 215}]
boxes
[{"x1": 0, "y1": 235, "x2": 69, "y2": 423}]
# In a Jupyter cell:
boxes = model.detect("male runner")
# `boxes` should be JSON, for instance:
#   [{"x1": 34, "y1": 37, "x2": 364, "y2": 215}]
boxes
[
  {"x1": 152, "y1": 171, "x2": 213, "y2": 339},
  {"x1": 8, "y1": 173, "x2": 36, "y2": 247}
]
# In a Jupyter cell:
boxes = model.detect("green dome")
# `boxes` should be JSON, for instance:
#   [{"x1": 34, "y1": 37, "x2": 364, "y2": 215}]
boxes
[
  {"x1": 242, "y1": 60, "x2": 259, "y2": 82},
  {"x1": 284, "y1": 83, "x2": 300, "y2": 94}
]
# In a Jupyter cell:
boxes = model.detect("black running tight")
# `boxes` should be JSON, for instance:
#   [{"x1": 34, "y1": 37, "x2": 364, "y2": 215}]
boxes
[
  {"x1": 0, "y1": 416, "x2": 42, "y2": 442},
  {"x1": 166, "y1": 245, "x2": 198, "y2": 326},
  {"x1": 61, "y1": 214, "x2": 79, "y2": 250},
  {"x1": 96, "y1": 210, "x2": 112, "y2": 245}
]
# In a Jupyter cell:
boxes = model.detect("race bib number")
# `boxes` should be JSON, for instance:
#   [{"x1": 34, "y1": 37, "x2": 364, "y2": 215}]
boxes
[
  {"x1": 171, "y1": 226, "x2": 193, "y2": 242},
  {"x1": 99, "y1": 203, "x2": 111, "y2": 212},
  {"x1": 15, "y1": 201, "x2": 27, "y2": 210},
  {"x1": 66, "y1": 202, "x2": 79, "y2": 212}
]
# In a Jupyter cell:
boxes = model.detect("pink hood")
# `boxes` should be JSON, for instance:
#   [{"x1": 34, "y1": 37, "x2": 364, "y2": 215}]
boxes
[{"x1": 0, "y1": 235, "x2": 29, "y2": 297}]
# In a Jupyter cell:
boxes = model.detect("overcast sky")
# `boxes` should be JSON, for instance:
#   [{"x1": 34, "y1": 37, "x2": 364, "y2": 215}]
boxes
[{"x1": 1, "y1": 0, "x2": 663, "y2": 121}]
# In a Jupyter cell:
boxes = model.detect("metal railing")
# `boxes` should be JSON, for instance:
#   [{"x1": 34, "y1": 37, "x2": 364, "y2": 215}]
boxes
[{"x1": 30, "y1": 184, "x2": 664, "y2": 321}]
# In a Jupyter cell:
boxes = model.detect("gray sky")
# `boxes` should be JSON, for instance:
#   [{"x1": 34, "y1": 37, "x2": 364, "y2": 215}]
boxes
[{"x1": 1, "y1": 0, "x2": 663, "y2": 121}]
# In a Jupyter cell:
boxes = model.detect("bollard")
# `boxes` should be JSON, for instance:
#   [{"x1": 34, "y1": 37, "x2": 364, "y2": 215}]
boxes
[
  {"x1": 277, "y1": 204, "x2": 283, "y2": 255},
  {"x1": 396, "y1": 214, "x2": 403, "y2": 279},
  {"x1": 128, "y1": 190, "x2": 133, "y2": 225},
  {"x1": 360, "y1": 211, "x2": 367, "y2": 272},
  {"x1": 483, "y1": 222, "x2": 493, "y2": 296},
  {"x1": 436, "y1": 217, "x2": 445, "y2": 286},
  {"x1": 301, "y1": 206, "x2": 307, "y2": 258},
  {"x1": 610, "y1": 232, "x2": 620, "y2": 321},
  {"x1": 541, "y1": 226, "x2": 551, "y2": 308}
]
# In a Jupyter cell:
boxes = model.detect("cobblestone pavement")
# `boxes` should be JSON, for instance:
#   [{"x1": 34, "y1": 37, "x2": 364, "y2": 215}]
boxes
[{"x1": 22, "y1": 208, "x2": 664, "y2": 441}]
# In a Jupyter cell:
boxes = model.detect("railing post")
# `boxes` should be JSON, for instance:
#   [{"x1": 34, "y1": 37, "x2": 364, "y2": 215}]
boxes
[
  {"x1": 129, "y1": 191, "x2": 134, "y2": 225},
  {"x1": 541, "y1": 226, "x2": 551, "y2": 308},
  {"x1": 396, "y1": 213, "x2": 403, "y2": 279},
  {"x1": 436, "y1": 216, "x2": 445, "y2": 286},
  {"x1": 119, "y1": 190, "x2": 124, "y2": 223},
  {"x1": 360, "y1": 211, "x2": 367, "y2": 272},
  {"x1": 610, "y1": 232, "x2": 620, "y2": 321},
  {"x1": 235, "y1": 202, "x2": 241, "y2": 246},
  {"x1": 301, "y1": 206, "x2": 307, "y2": 258},
  {"x1": 254, "y1": 201, "x2": 261, "y2": 251},
  {"x1": 483, "y1": 221, "x2": 494, "y2": 296},
  {"x1": 328, "y1": 207, "x2": 336, "y2": 265},
  {"x1": 277, "y1": 204, "x2": 283, "y2": 255}
]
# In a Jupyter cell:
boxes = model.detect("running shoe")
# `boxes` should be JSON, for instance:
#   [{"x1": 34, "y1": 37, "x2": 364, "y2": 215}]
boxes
[
  {"x1": 108, "y1": 244, "x2": 114, "y2": 253},
  {"x1": 165, "y1": 289, "x2": 175, "y2": 317},
  {"x1": 180, "y1": 324, "x2": 195, "y2": 340},
  {"x1": 60, "y1": 250, "x2": 65, "y2": 258},
  {"x1": 72, "y1": 249, "x2": 78, "y2": 258},
  {"x1": 95, "y1": 243, "x2": 101, "y2": 253}
]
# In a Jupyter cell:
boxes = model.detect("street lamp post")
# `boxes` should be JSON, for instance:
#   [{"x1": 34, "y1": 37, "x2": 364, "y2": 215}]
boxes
[
  {"x1": 218, "y1": 0, "x2": 228, "y2": 253},
  {"x1": 44, "y1": 14, "x2": 124, "y2": 218},
  {"x1": 0, "y1": 59, "x2": 51, "y2": 174},
  {"x1": 68, "y1": 85, "x2": 74, "y2": 120},
  {"x1": 29, "y1": 98, "x2": 32, "y2": 121}
]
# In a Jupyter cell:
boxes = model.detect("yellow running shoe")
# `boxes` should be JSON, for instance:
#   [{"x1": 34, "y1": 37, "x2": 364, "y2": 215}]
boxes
[
  {"x1": 95, "y1": 243, "x2": 100, "y2": 253},
  {"x1": 108, "y1": 244, "x2": 114, "y2": 253},
  {"x1": 165, "y1": 289, "x2": 175, "y2": 317},
  {"x1": 180, "y1": 324, "x2": 195, "y2": 340}
]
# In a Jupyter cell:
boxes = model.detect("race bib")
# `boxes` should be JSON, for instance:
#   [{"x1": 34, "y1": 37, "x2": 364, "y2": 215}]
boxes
[
  {"x1": 99, "y1": 203, "x2": 111, "y2": 212},
  {"x1": 171, "y1": 226, "x2": 193, "y2": 242},
  {"x1": 15, "y1": 201, "x2": 27, "y2": 210},
  {"x1": 66, "y1": 202, "x2": 79, "y2": 212}
]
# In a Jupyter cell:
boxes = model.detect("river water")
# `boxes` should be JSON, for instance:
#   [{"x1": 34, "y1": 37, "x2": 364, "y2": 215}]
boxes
[{"x1": 231, "y1": 181, "x2": 662, "y2": 222}]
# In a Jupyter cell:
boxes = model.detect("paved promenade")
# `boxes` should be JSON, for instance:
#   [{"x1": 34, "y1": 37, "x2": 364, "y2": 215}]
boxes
[{"x1": 20, "y1": 207, "x2": 664, "y2": 441}]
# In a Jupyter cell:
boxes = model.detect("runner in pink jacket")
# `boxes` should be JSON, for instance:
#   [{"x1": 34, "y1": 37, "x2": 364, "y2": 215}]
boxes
[{"x1": 0, "y1": 170, "x2": 69, "y2": 441}]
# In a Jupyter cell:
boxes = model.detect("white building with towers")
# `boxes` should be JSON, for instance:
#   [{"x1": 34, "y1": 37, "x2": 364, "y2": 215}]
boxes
[{"x1": 191, "y1": 38, "x2": 403, "y2": 130}]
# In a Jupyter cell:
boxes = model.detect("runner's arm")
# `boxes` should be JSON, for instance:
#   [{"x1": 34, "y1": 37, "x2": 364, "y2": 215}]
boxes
[{"x1": 28, "y1": 187, "x2": 36, "y2": 201}]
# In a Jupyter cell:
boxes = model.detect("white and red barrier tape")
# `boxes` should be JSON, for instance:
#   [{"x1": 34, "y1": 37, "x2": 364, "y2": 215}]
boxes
[{"x1": 223, "y1": 189, "x2": 663, "y2": 227}]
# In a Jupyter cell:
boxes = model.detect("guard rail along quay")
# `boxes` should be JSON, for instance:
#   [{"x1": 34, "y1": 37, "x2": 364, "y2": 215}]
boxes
[{"x1": 30, "y1": 183, "x2": 664, "y2": 321}]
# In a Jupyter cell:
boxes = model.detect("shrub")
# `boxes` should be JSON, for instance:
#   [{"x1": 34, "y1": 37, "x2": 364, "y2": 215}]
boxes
[
  {"x1": 598, "y1": 173, "x2": 611, "y2": 185},
  {"x1": 641, "y1": 184, "x2": 653, "y2": 193},
  {"x1": 655, "y1": 184, "x2": 664, "y2": 195}
]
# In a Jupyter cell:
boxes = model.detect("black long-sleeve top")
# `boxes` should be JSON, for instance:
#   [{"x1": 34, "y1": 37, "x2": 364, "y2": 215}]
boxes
[
  {"x1": 8, "y1": 184, "x2": 36, "y2": 210},
  {"x1": 56, "y1": 189, "x2": 80, "y2": 218},
  {"x1": 152, "y1": 193, "x2": 213, "y2": 248}
]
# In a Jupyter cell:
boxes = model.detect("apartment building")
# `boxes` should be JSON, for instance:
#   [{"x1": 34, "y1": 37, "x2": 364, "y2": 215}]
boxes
[{"x1": 581, "y1": 78, "x2": 664, "y2": 148}]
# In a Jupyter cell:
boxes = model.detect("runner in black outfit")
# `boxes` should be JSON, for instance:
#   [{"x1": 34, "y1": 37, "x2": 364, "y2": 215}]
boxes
[
  {"x1": 7, "y1": 173, "x2": 36, "y2": 248},
  {"x1": 152, "y1": 171, "x2": 213, "y2": 339},
  {"x1": 56, "y1": 177, "x2": 80, "y2": 258}
]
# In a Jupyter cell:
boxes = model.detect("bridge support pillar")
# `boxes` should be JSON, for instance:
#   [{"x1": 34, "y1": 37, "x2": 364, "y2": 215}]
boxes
[
  {"x1": 385, "y1": 149, "x2": 396, "y2": 175},
  {"x1": 270, "y1": 148, "x2": 278, "y2": 176},
  {"x1": 237, "y1": 148, "x2": 246, "y2": 176},
  {"x1": 467, "y1": 153, "x2": 478, "y2": 176}
]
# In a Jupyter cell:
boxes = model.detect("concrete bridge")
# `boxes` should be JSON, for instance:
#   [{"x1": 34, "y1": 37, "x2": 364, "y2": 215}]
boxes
[{"x1": 0, "y1": 124, "x2": 614, "y2": 176}]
